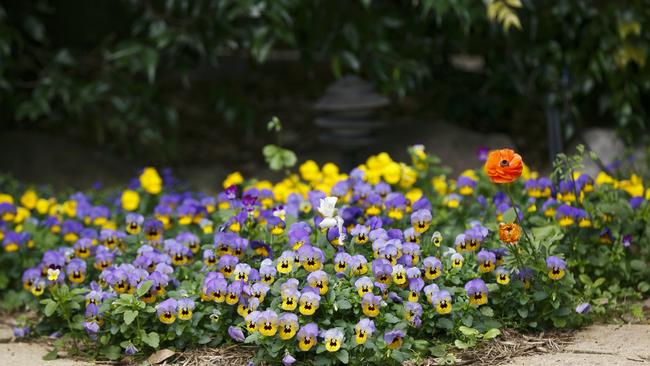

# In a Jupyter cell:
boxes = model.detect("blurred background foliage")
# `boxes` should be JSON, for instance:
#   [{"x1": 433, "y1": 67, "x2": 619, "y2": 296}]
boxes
[{"x1": 0, "y1": 0, "x2": 648, "y2": 165}]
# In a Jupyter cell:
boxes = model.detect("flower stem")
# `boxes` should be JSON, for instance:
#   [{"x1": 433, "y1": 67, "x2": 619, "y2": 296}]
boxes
[{"x1": 504, "y1": 184, "x2": 535, "y2": 257}]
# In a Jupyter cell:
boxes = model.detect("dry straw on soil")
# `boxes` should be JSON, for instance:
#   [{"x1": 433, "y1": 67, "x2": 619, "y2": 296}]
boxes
[
  {"x1": 164, "y1": 344, "x2": 259, "y2": 366},
  {"x1": 414, "y1": 329, "x2": 576, "y2": 366},
  {"x1": 154, "y1": 329, "x2": 575, "y2": 366}
]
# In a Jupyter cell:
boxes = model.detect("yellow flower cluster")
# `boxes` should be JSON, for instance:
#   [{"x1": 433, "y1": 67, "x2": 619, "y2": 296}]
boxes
[
  {"x1": 1, "y1": 189, "x2": 120, "y2": 242},
  {"x1": 596, "y1": 172, "x2": 647, "y2": 198},
  {"x1": 358, "y1": 153, "x2": 416, "y2": 188},
  {"x1": 298, "y1": 160, "x2": 348, "y2": 194},
  {"x1": 218, "y1": 154, "x2": 422, "y2": 205}
]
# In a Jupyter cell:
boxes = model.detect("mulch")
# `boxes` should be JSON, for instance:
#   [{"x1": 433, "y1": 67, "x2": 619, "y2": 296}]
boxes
[
  {"x1": 162, "y1": 344, "x2": 259, "y2": 366},
  {"x1": 158, "y1": 328, "x2": 576, "y2": 366},
  {"x1": 417, "y1": 328, "x2": 576, "y2": 366}
]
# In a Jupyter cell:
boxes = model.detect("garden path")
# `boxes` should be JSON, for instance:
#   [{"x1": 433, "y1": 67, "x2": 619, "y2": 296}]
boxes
[{"x1": 505, "y1": 324, "x2": 650, "y2": 366}]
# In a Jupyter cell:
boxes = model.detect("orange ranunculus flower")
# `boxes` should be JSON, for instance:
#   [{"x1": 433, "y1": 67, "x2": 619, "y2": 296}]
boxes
[
  {"x1": 485, "y1": 149, "x2": 523, "y2": 184},
  {"x1": 499, "y1": 222, "x2": 521, "y2": 244}
]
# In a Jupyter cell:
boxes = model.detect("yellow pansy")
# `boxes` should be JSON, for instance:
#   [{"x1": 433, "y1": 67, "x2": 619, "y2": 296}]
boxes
[
  {"x1": 299, "y1": 160, "x2": 321, "y2": 182},
  {"x1": 521, "y1": 164, "x2": 537, "y2": 180},
  {"x1": 140, "y1": 167, "x2": 163, "y2": 194},
  {"x1": 20, "y1": 190, "x2": 38, "y2": 210},
  {"x1": 399, "y1": 164, "x2": 417, "y2": 189},
  {"x1": 0, "y1": 194, "x2": 14, "y2": 204},
  {"x1": 405, "y1": 188, "x2": 423, "y2": 204},
  {"x1": 460, "y1": 169, "x2": 478, "y2": 180},
  {"x1": 595, "y1": 171, "x2": 616, "y2": 186},
  {"x1": 432, "y1": 176, "x2": 448, "y2": 195},
  {"x1": 121, "y1": 190, "x2": 140, "y2": 211},
  {"x1": 222, "y1": 171, "x2": 244, "y2": 189},
  {"x1": 383, "y1": 161, "x2": 401, "y2": 184},
  {"x1": 13, "y1": 207, "x2": 30, "y2": 224},
  {"x1": 62, "y1": 200, "x2": 77, "y2": 217},
  {"x1": 254, "y1": 180, "x2": 274, "y2": 190},
  {"x1": 36, "y1": 198, "x2": 52, "y2": 215},
  {"x1": 322, "y1": 162, "x2": 339, "y2": 178},
  {"x1": 619, "y1": 174, "x2": 644, "y2": 197},
  {"x1": 313, "y1": 183, "x2": 332, "y2": 195}
]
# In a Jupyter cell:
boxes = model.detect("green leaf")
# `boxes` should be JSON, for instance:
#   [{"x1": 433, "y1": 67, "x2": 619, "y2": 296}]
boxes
[
  {"x1": 124, "y1": 310, "x2": 138, "y2": 325},
  {"x1": 336, "y1": 299, "x2": 352, "y2": 310},
  {"x1": 482, "y1": 328, "x2": 501, "y2": 340},
  {"x1": 244, "y1": 333, "x2": 260, "y2": 344},
  {"x1": 503, "y1": 207, "x2": 517, "y2": 223},
  {"x1": 480, "y1": 306, "x2": 494, "y2": 317},
  {"x1": 517, "y1": 308, "x2": 528, "y2": 318},
  {"x1": 579, "y1": 274, "x2": 592, "y2": 286},
  {"x1": 262, "y1": 144, "x2": 280, "y2": 157},
  {"x1": 630, "y1": 260, "x2": 646, "y2": 271},
  {"x1": 391, "y1": 350, "x2": 409, "y2": 362},
  {"x1": 454, "y1": 339, "x2": 470, "y2": 349},
  {"x1": 533, "y1": 291, "x2": 548, "y2": 301},
  {"x1": 44, "y1": 301, "x2": 58, "y2": 317},
  {"x1": 436, "y1": 318, "x2": 454, "y2": 330},
  {"x1": 281, "y1": 150, "x2": 297, "y2": 168},
  {"x1": 100, "y1": 345, "x2": 122, "y2": 360},
  {"x1": 593, "y1": 277, "x2": 606, "y2": 288},
  {"x1": 531, "y1": 225, "x2": 563, "y2": 244},
  {"x1": 384, "y1": 313, "x2": 400, "y2": 324},
  {"x1": 43, "y1": 350, "x2": 58, "y2": 360},
  {"x1": 336, "y1": 349, "x2": 349, "y2": 364},
  {"x1": 142, "y1": 331, "x2": 160, "y2": 348},
  {"x1": 136, "y1": 280, "x2": 153, "y2": 297},
  {"x1": 458, "y1": 326, "x2": 479, "y2": 336}
]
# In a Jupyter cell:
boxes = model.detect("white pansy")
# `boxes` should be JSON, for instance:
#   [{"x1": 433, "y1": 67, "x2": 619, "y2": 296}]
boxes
[
  {"x1": 318, "y1": 197, "x2": 338, "y2": 218},
  {"x1": 47, "y1": 268, "x2": 61, "y2": 281}
]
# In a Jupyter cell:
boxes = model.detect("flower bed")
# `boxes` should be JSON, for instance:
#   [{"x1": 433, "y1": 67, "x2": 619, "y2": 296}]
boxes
[{"x1": 0, "y1": 146, "x2": 648, "y2": 365}]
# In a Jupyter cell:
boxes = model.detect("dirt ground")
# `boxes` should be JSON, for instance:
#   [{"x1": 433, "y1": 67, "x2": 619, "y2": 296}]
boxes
[
  {"x1": 2, "y1": 323, "x2": 650, "y2": 366},
  {"x1": 505, "y1": 324, "x2": 650, "y2": 366}
]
